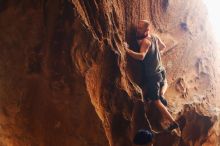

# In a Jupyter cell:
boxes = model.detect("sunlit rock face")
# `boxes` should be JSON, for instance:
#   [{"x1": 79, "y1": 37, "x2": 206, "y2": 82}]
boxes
[{"x1": 0, "y1": 0, "x2": 219, "y2": 146}]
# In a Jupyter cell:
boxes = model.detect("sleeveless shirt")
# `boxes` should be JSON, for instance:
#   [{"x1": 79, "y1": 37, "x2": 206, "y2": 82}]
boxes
[{"x1": 141, "y1": 35, "x2": 164, "y2": 77}]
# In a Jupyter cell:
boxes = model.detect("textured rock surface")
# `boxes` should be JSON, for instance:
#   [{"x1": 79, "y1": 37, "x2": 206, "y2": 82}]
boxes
[{"x1": 0, "y1": 0, "x2": 220, "y2": 146}]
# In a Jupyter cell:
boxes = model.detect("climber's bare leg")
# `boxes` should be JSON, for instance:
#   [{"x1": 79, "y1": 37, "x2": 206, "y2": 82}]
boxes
[{"x1": 153, "y1": 99, "x2": 175, "y2": 123}]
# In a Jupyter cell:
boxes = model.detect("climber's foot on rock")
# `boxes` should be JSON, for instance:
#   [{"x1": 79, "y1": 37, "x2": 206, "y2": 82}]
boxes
[{"x1": 165, "y1": 122, "x2": 179, "y2": 132}]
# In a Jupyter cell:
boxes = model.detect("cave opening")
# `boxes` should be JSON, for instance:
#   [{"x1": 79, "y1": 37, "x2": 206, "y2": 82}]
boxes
[{"x1": 203, "y1": 0, "x2": 220, "y2": 44}]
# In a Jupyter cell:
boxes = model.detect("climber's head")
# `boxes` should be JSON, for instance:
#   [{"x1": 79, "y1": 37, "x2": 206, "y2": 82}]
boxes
[{"x1": 136, "y1": 20, "x2": 150, "y2": 37}]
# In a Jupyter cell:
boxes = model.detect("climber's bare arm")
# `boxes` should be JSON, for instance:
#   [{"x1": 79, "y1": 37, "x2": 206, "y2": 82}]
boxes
[
  {"x1": 158, "y1": 37, "x2": 166, "y2": 52},
  {"x1": 125, "y1": 39, "x2": 150, "y2": 60}
]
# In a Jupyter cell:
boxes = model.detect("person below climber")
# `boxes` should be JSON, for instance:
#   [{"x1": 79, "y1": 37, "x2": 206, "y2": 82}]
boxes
[{"x1": 124, "y1": 20, "x2": 179, "y2": 132}]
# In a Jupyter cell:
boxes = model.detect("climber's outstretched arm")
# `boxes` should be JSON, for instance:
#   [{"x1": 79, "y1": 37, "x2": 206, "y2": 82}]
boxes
[{"x1": 157, "y1": 37, "x2": 167, "y2": 55}]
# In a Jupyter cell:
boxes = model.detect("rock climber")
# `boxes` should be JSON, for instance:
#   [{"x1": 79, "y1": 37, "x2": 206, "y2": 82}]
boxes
[{"x1": 124, "y1": 20, "x2": 179, "y2": 132}]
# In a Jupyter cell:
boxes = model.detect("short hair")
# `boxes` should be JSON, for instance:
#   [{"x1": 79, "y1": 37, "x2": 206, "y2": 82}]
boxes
[{"x1": 139, "y1": 20, "x2": 150, "y2": 28}]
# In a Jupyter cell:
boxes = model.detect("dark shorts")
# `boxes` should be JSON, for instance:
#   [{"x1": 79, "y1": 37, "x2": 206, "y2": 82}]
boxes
[{"x1": 142, "y1": 70, "x2": 166, "y2": 101}]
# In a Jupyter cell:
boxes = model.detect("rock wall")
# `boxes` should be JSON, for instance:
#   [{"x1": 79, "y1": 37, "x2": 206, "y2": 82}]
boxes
[{"x1": 0, "y1": 0, "x2": 219, "y2": 146}]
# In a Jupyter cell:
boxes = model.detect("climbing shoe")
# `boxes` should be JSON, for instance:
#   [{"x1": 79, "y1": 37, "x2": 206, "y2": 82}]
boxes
[
  {"x1": 165, "y1": 122, "x2": 179, "y2": 132},
  {"x1": 133, "y1": 129, "x2": 153, "y2": 145},
  {"x1": 160, "y1": 96, "x2": 168, "y2": 106}
]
